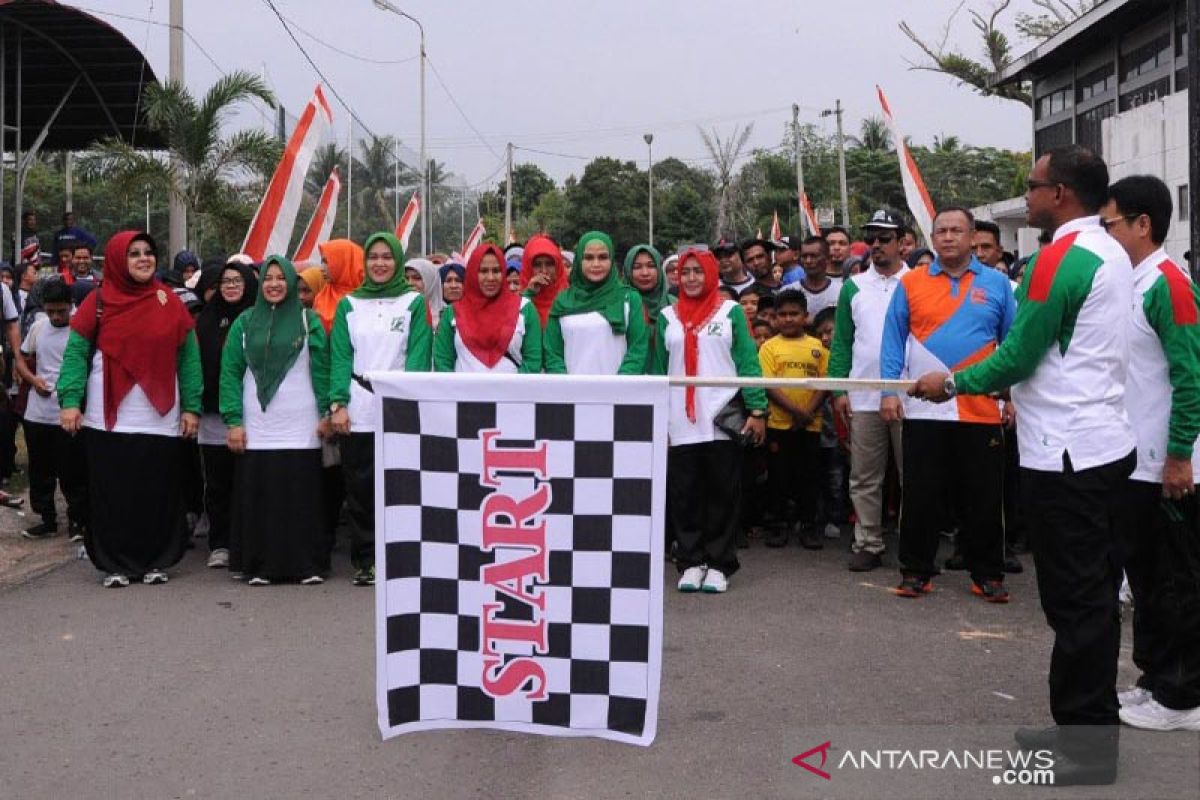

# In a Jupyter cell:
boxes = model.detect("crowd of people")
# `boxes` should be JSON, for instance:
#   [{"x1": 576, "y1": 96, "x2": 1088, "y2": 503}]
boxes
[{"x1": 3, "y1": 143, "x2": 1199, "y2": 778}]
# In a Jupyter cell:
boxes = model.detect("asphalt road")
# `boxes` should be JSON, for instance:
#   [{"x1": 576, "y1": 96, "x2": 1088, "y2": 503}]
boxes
[{"x1": 2, "y1": 533, "x2": 1195, "y2": 799}]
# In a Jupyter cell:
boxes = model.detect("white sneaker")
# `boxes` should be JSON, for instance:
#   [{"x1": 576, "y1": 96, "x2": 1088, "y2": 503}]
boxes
[
  {"x1": 701, "y1": 568, "x2": 728, "y2": 593},
  {"x1": 677, "y1": 566, "x2": 706, "y2": 592},
  {"x1": 1119, "y1": 698, "x2": 1200, "y2": 731},
  {"x1": 143, "y1": 570, "x2": 168, "y2": 585},
  {"x1": 206, "y1": 548, "x2": 230, "y2": 569},
  {"x1": 824, "y1": 523, "x2": 841, "y2": 539},
  {"x1": 1118, "y1": 685, "x2": 1152, "y2": 708},
  {"x1": 299, "y1": 575, "x2": 325, "y2": 585},
  {"x1": 247, "y1": 576, "x2": 271, "y2": 586},
  {"x1": 102, "y1": 574, "x2": 130, "y2": 588}
]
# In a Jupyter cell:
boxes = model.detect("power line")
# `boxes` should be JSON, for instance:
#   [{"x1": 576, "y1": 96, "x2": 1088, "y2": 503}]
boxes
[
  {"x1": 425, "y1": 56, "x2": 501, "y2": 160},
  {"x1": 277, "y1": 10, "x2": 419, "y2": 66},
  {"x1": 513, "y1": 145, "x2": 591, "y2": 162}
]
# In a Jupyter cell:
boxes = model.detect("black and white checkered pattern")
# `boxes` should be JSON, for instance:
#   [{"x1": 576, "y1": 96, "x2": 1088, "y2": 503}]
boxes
[{"x1": 375, "y1": 387, "x2": 665, "y2": 745}]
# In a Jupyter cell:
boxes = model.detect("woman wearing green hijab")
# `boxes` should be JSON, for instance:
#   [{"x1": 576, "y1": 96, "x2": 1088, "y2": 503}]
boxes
[
  {"x1": 622, "y1": 243, "x2": 674, "y2": 373},
  {"x1": 328, "y1": 231, "x2": 432, "y2": 587},
  {"x1": 543, "y1": 231, "x2": 648, "y2": 374},
  {"x1": 219, "y1": 255, "x2": 330, "y2": 585}
]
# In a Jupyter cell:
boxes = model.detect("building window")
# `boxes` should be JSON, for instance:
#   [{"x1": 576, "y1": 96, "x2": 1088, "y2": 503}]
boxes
[
  {"x1": 1180, "y1": 185, "x2": 1190, "y2": 222},
  {"x1": 1036, "y1": 86, "x2": 1073, "y2": 120},
  {"x1": 1121, "y1": 31, "x2": 1172, "y2": 82},
  {"x1": 1119, "y1": 76, "x2": 1171, "y2": 110},
  {"x1": 1076, "y1": 101, "x2": 1114, "y2": 157},
  {"x1": 1076, "y1": 64, "x2": 1115, "y2": 102},
  {"x1": 1034, "y1": 120, "x2": 1072, "y2": 158}
]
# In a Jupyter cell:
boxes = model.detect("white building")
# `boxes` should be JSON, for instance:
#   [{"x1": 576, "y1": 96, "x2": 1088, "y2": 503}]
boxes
[{"x1": 973, "y1": 0, "x2": 1191, "y2": 261}]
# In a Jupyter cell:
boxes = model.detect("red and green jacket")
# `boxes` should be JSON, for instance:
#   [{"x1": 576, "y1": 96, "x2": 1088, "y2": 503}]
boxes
[
  {"x1": 1126, "y1": 248, "x2": 1200, "y2": 482},
  {"x1": 955, "y1": 216, "x2": 1136, "y2": 472}
]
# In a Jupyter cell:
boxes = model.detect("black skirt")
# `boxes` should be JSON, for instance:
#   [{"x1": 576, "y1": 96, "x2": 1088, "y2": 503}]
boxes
[
  {"x1": 231, "y1": 448, "x2": 324, "y2": 580},
  {"x1": 85, "y1": 429, "x2": 188, "y2": 577}
]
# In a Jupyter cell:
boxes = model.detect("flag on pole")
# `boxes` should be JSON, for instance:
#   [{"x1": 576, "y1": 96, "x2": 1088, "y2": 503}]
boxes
[
  {"x1": 462, "y1": 219, "x2": 486, "y2": 261},
  {"x1": 371, "y1": 372, "x2": 667, "y2": 745},
  {"x1": 242, "y1": 85, "x2": 334, "y2": 260},
  {"x1": 799, "y1": 192, "x2": 821, "y2": 237},
  {"x1": 770, "y1": 210, "x2": 782, "y2": 243},
  {"x1": 395, "y1": 192, "x2": 421, "y2": 253},
  {"x1": 877, "y1": 85, "x2": 935, "y2": 244},
  {"x1": 292, "y1": 168, "x2": 342, "y2": 264}
]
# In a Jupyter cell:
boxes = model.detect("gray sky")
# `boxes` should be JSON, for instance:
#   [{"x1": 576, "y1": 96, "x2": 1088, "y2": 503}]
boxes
[{"x1": 87, "y1": 0, "x2": 1039, "y2": 187}]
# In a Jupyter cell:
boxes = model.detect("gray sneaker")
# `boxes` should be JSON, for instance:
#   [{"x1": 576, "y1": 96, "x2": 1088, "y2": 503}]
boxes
[
  {"x1": 206, "y1": 548, "x2": 230, "y2": 569},
  {"x1": 143, "y1": 570, "x2": 168, "y2": 585}
]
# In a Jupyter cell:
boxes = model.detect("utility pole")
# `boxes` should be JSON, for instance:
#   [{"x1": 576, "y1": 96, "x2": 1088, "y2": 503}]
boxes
[
  {"x1": 64, "y1": 152, "x2": 73, "y2": 213},
  {"x1": 644, "y1": 133, "x2": 654, "y2": 245},
  {"x1": 168, "y1": 0, "x2": 186, "y2": 253},
  {"x1": 504, "y1": 142, "x2": 514, "y2": 245},
  {"x1": 346, "y1": 117, "x2": 353, "y2": 238},
  {"x1": 427, "y1": 157, "x2": 435, "y2": 252},
  {"x1": 793, "y1": 103, "x2": 807, "y2": 236},
  {"x1": 1189, "y1": 0, "x2": 1199, "y2": 281},
  {"x1": 822, "y1": 99, "x2": 850, "y2": 227}
]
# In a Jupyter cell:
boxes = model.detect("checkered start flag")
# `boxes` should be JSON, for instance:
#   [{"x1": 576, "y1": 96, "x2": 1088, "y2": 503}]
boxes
[{"x1": 370, "y1": 373, "x2": 668, "y2": 745}]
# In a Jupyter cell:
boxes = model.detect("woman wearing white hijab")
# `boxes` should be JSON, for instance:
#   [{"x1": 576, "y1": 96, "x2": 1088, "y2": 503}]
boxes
[{"x1": 404, "y1": 257, "x2": 446, "y2": 329}]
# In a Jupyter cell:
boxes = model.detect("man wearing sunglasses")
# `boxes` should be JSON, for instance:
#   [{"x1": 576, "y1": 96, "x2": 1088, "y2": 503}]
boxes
[
  {"x1": 1099, "y1": 175, "x2": 1200, "y2": 735},
  {"x1": 828, "y1": 209, "x2": 909, "y2": 572},
  {"x1": 911, "y1": 145, "x2": 1135, "y2": 785}
]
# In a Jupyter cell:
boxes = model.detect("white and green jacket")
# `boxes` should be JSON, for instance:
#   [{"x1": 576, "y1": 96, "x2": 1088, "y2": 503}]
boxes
[
  {"x1": 1126, "y1": 248, "x2": 1200, "y2": 483},
  {"x1": 329, "y1": 292, "x2": 431, "y2": 433},
  {"x1": 956, "y1": 216, "x2": 1135, "y2": 472},
  {"x1": 651, "y1": 301, "x2": 767, "y2": 446},
  {"x1": 826, "y1": 264, "x2": 909, "y2": 412}
]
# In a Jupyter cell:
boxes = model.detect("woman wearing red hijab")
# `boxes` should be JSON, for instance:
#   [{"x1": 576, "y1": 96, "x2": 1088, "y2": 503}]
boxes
[
  {"x1": 652, "y1": 247, "x2": 767, "y2": 594},
  {"x1": 56, "y1": 231, "x2": 203, "y2": 588},
  {"x1": 432, "y1": 244, "x2": 543, "y2": 373},
  {"x1": 518, "y1": 234, "x2": 567, "y2": 328}
]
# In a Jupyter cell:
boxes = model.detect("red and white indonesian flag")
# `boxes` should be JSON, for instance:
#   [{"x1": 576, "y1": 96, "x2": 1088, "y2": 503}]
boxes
[
  {"x1": 242, "y1": 85, "x2": 334, "y2": 260},
  {"x1": 462, "y1": 219, "x2": 486, "y2": 261},
  {"x1": 371, "y1": 373, "x2": 667, "y2": 745},
  {"x1": 395, "y1": 192, "x2": 421, "y2": 253},
  {"x1": 292, "y1": 168, "x2": 342, "y2": 264},
  {"x1": 877, "y1": 85, "x2": 935, "y2": 243},
  {"x1": 800, "y1": 192, "x2": 821, "y2": 237},
  {"x1": 770, "y1": 210, "x2": 782, "y2": 243}
]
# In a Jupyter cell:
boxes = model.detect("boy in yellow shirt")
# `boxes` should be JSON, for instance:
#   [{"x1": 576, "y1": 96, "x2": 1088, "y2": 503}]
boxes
[{"x1": 758, "y1": 290, "x2": 829, "y2": 549}]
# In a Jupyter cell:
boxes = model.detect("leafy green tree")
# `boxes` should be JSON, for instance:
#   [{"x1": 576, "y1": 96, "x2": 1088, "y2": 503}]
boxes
[
  {"x1": 81, "y1": 71, "x2": 279, "y2": 256},
  {"x1": 562, "y1": 157, "x2": 647, "y2": 253}
]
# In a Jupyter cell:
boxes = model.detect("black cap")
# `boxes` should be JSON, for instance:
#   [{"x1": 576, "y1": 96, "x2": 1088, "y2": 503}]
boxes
[
  {"x1": 712, "y1": 237, "x2": 738, "y2": 255},
  {"x1": 862, "y1": 209, "x2": 901, "y2": 230},
  {"x1": 776, "y1": 234, "x2": 804, "y2": 250}
]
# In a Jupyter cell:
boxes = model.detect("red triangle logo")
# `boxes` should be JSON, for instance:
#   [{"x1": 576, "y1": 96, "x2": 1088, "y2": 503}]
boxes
[{"x1": 792, "y1": 740, "x2": 833, "y2": 780}]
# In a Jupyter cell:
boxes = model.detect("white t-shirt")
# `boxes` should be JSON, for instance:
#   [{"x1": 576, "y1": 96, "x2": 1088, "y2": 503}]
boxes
[
  {"x1": 780, "y1": 276, "x2": 842, "y2": 319},
  {"x1": 559, "y1": 302, "x2": 631, "y2": 375},
  {"x1": 20, "y1": 316, "x2": 71, "y2": 425},
  {"x1": 82, "y1": 351, "x2": 181, "y2": 436}
]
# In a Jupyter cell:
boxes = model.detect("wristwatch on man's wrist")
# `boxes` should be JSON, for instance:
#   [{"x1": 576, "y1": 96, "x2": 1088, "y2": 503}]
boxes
[
  {"x1": 943, "y1": 376, "x2": 957, "y2": 399},
  {"x1": 329, "y1": 402, "x2": 344, "y2": 414}
]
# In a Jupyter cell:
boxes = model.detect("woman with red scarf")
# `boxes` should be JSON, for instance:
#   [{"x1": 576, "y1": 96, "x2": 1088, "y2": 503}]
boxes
[
  {"x1": 518, "y1": 234, "x2": 567, "y2": 328},
  {"x1": 56, "y1": 231, "x2": 203, "y2": 588},
  {"x1": 432, "y1": 244, "x2": 542, "y2": 373},
  {"x1": 651, "y1": 247, "x2": 766, "y2": 594}
]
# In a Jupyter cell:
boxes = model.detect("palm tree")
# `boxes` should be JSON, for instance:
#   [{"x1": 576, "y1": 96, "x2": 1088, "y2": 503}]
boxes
[
  {"x1": 698, "y1": 123, "x2": 754, "y2": 237},
  {"x1": 308, "y1": 142, "x2": 346, "y2": 195},
  {"x1": 82, "y1": 71, "x2": 279, "y2": 252},
  {"x1": 855, "y1": 117, "x2": 893, "y2": 152}
]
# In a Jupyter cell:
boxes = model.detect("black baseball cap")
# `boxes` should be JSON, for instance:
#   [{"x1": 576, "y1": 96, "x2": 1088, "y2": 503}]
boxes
[
  {"x1": 776, "y1": 234, "x2": 804, "y2": 250},
  {"x1": 862, "y1": 209, "x2": 902, "y2": 230},
  {"x1": 712, "y1": 237, "x2": 739, "y2": 255}
]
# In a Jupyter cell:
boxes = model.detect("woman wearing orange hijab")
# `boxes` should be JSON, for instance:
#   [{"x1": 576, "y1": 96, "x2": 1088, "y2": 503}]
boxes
[{"x1": 312, "y1": 239, "x2": 364, "y2": 333}]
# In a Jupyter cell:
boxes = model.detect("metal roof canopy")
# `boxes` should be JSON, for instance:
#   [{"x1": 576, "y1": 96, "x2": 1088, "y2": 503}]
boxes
[{"x1": 0, "y1": 0, "x2": 163, "y2": 254}]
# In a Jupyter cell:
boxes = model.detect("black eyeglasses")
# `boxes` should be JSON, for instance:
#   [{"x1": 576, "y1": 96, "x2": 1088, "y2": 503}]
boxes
[
  {"x1": 1025, "y1": 179, "x2": 1060, "y2": 193},
  {"x1": 862, "y1": 232, "x2": 896, "y2": 245}
]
